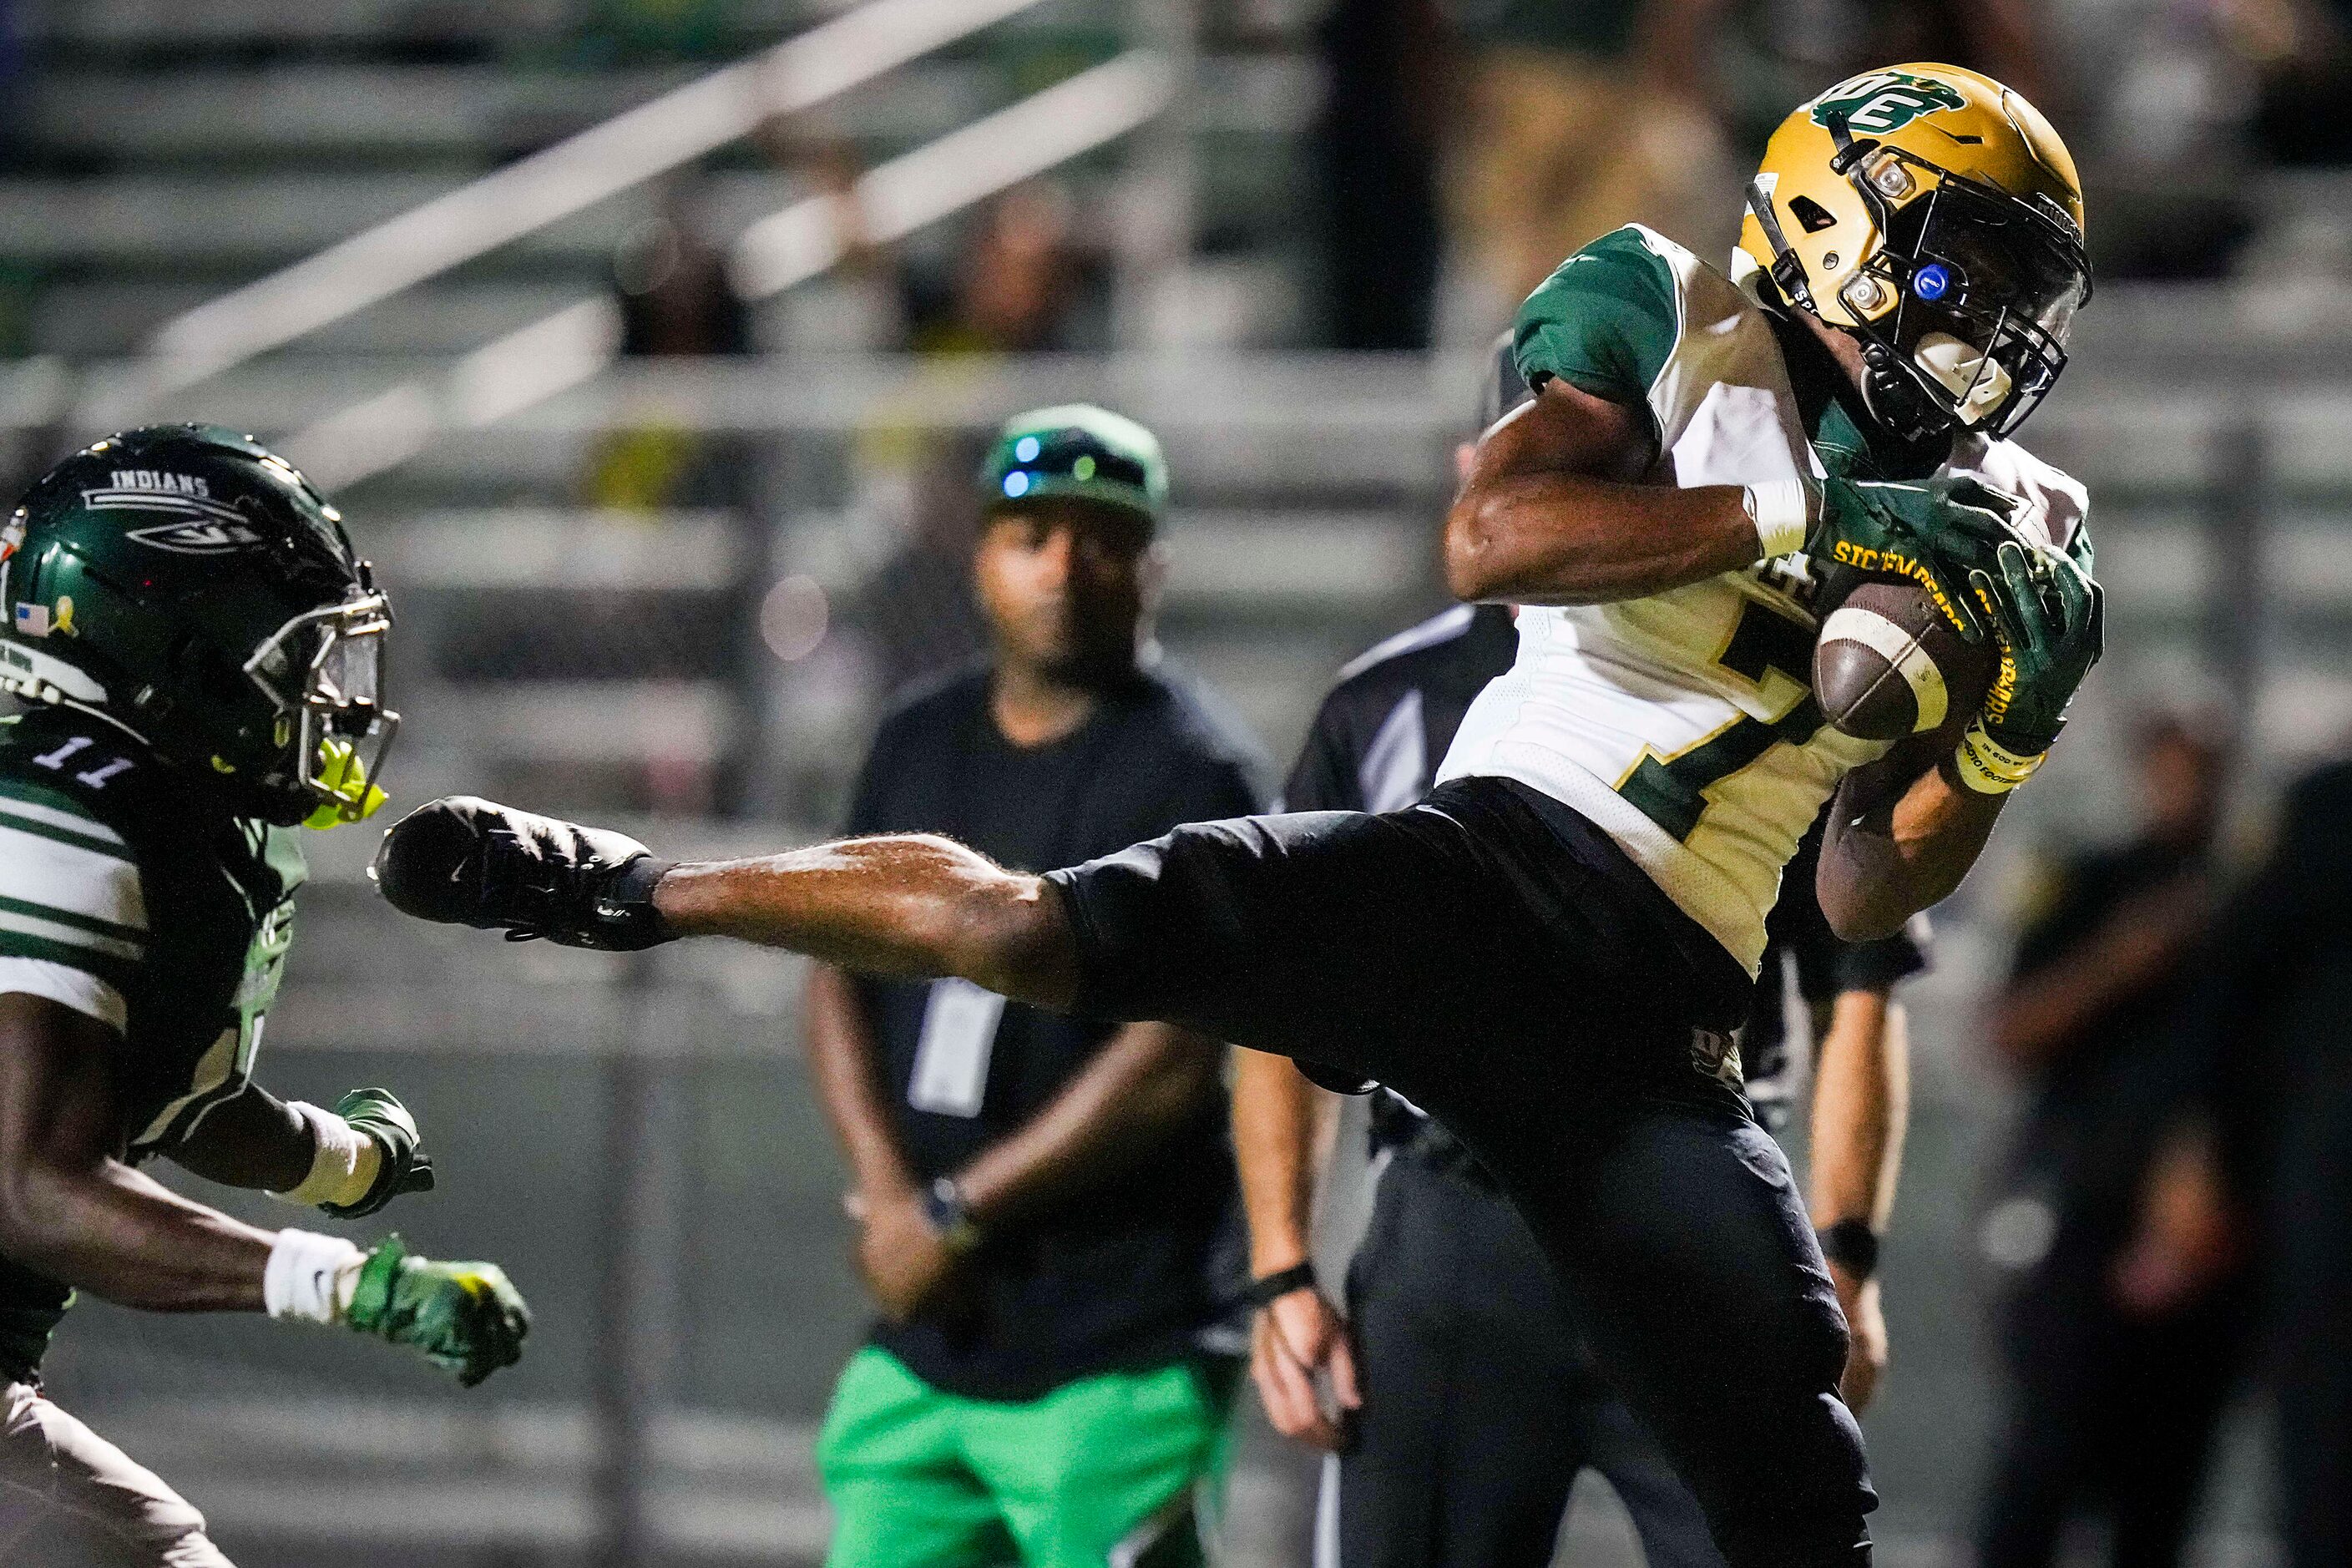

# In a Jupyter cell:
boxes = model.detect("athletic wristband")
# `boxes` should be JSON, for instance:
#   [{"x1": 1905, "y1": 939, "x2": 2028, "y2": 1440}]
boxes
[
  {"x1": 1242, "y1": 1260, "x2": 1318, "y2": 1308},
  {"x1": 269, "y1": 1101, "x2": 384, "y2": 1210},
  {"x1": 263, "y1": 1229, "x2": 366, "y2": 1324},
  {"x1": 1952, "y1": 721, "x2": 2046, "y2": 796},
  {"x1": 1743, "y1": 479, "x2": 1813, "y2": 560},
  {"x1": 1816, "y1": 1219, "x2": 1882, "y2": 1282}
]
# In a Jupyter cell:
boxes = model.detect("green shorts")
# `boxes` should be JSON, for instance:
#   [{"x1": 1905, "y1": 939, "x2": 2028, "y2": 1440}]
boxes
[{"x1": 816, "y1": 1346, "x2": 1237, "y2": 1568}]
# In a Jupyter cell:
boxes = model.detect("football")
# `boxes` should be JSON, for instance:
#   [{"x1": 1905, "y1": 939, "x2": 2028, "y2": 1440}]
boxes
[{"x1": 1813, "y1": 575, "x2": 1994, "y2": 742}]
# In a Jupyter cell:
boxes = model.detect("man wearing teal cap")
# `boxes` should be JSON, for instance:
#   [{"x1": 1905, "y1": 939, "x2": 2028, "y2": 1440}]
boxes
[
  {"x1": 802, "y1": 404, "x2": 1263, "y2": 1566},
  {"x1": 984, "y1": 403, "x2": 1171, "y2": 518}
]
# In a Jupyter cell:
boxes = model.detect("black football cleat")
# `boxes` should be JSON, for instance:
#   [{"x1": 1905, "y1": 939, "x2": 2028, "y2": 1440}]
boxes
[{"x1": 372, "y1": 797, "x2": 674, "y2": 951}]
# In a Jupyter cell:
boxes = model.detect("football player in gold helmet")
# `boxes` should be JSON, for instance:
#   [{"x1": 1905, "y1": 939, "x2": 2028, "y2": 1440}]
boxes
[
  {"x1": 374, "y1": 66, "x2": 2104, "y2": 1568},
  {"x1": 1737, "y1": 64, "x2": 2091, "y2": 443}
]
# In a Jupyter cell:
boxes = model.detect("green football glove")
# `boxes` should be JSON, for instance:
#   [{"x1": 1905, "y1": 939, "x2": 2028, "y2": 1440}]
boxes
[
  {"x1": 1809, "y1": 475, "x2": 2023, "y2": 644},
  {"x1": 318, "y1": 1088, "x2": 435, "y2": 1219},
  {"x1": 1968, "y1": 524, "x2": 2103, "y2": 756},
  {"x1": 345, "y1": 1234, "x2": 530, "y2": 1388}
]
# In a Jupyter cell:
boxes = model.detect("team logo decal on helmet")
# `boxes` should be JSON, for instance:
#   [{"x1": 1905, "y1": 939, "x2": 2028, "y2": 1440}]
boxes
[
  {"x1": 1808, "y1": 73, "x2": 1967, "y2": 136},
  {"x1": 124, "y1": 518, "x2": 270, "y2": 554},
  {"x1": 80, "y1": 470, "x2": 273, "y2": 554}
]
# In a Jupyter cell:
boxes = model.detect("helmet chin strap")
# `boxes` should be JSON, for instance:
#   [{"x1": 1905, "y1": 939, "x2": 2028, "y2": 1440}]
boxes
[
  {"x1": 1744, "y1": 177, "x2": 1818, "y2": 314},
  {"x1": 1860, "y1": 344, "x2": 1960, "y2": 444}
]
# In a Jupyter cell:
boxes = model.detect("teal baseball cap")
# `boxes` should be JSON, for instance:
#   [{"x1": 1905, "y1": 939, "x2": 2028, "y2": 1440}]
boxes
[{"x1": 977, "y1": 404, "x2": 1169, "y2": 525}]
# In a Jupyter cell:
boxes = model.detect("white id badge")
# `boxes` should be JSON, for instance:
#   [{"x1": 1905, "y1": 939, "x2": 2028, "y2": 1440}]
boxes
[{"x1": 908, "y1": 979, "x2": 1006, "y2": 1117}]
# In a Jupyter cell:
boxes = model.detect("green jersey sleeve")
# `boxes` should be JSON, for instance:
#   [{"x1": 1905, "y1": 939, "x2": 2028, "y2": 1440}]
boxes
[
  {"x1": 1513, "y1": 225, "x2": 1682, "y2": 409},
  {"x1": 0, "y1": 771, "x2": 146, "y2": 1031}
]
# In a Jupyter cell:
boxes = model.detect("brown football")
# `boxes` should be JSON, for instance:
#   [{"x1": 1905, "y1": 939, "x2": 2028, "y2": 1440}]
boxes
[{"x1": 1813, "y1": 575, "x2": 1993, "y2": 742}]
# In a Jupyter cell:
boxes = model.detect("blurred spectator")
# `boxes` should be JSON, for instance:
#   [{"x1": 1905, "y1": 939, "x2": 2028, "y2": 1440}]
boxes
[
  {"x1": 905, "y1": 185, "x2": 1107, "y2": 355},
  {"x1": 0, "y1": 0, "x2": 23, "y2": 164},
  {"x1": 1975, "y1": 716, "x2": 2251, "y2": 1568},
  {"x1": 756, "y1": 132, "x2": 906, "y2": 353},
  {"x1": 2239, "y1": 0, "x2": 2352, "y2": 163},
  {"x1": 853, "y1": 433, "x2": 995, "y2": 695},
  {"x1": 1842, "y1": 0, "x2": 2051, "y2": 106},
  {"x1": 588, "y1": 177, "x2": 751, "y2": 513},
  {"x1": 805, "y1": 407, "x2": 1267, "y2": 1568},
  {"x1": 613, "y1": 180, "x2": 752, "y2": 360},
  {"x1": 1311, "y1": 0, "x2": 1449, "y2": 347},
  {"x1": 2174, "y1": 756, "x2": 2352, "y2": 1567},
  {"x1": 1439, "y1": 0, "x2": 1738, "y2": 326}
]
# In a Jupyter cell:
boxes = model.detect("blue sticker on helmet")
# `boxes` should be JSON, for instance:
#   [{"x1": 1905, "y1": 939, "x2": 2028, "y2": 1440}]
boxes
[
  {"x1": 1014, "y1": 437, "x2": 1040, "y2": 463},
  {"x1": 1003, "y1": 472, "x2": 1030, "y2": 498}
]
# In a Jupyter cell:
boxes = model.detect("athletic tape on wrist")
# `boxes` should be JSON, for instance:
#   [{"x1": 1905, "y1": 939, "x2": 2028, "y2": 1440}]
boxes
[
  {"x1": 264, "y1": 1229, "x2": 366, "y2": 1324},
  {"x1": 1953, "y1": 721, "x2": 2046, "y2": 795},
  {"x1": 270, "y1": 1102, "x2": 383, "y2": 1209},
  {"x1": 1743, "y1": 480, "x2": 1812, "y2": 560}
]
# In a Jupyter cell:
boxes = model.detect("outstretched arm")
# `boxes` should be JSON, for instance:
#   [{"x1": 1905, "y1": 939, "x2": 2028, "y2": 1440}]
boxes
[{"x1": 1444, "y1": 377, "x2": 1764, "y2": 604}]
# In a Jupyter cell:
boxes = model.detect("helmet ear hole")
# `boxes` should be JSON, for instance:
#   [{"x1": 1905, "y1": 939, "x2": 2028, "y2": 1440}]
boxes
[{"x1": 1791, "y1": 195, "x2": 1839, "y2": 234}]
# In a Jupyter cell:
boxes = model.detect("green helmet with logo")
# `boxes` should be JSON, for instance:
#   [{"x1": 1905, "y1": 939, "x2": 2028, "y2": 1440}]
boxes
[
  {"x1": 0, "y1": 425, "x2": 397, "y2": 828},
  {"x1": 977, "y1": 404, "x2": 1169, "y2": 526}
]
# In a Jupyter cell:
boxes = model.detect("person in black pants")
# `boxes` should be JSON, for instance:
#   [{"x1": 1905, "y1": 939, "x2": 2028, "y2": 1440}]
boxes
[
  {"x1": 1975, "y1": 716, "x2": 2251, "y2": 1568},
  {"x1": 2175, "y1": 756, "x2": 2352, "y2": 1568},
  {"x1": 372, "y1": 87, "x2": 2104, "y2": 1563},
  {"x1": 1233, "y1": 350, "x2": 1927, "y2": 1567}
]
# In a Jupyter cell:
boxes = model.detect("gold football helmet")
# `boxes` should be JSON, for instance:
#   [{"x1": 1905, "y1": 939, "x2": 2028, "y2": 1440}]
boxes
[{"x1": 1737, "y1": 63, "x2": 2090, "y2": 442}]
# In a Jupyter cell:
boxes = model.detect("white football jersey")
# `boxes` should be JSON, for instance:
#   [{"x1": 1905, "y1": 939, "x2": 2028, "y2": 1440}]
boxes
[{"x1": 1437, "y1": 225, "x2": 2087, "y2": 973}]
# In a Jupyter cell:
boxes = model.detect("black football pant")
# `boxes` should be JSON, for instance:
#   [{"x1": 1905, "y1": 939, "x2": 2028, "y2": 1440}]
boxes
[
  {"x1": 2263, "y1": 989, "x2": 2352, "y2": 1568},
  {"x1": 1046, "y1": 779, "x2": 1874, "y2": 1568},
  {"x1": 1976, "y1": 1249, "x2": 2250, "y2": 1568},
  {"x1": 1331, "y1": 1151, "x2": 1725, "y2": 1568}
]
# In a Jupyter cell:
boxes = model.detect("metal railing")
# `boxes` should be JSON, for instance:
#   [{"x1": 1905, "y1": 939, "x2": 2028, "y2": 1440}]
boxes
[
  {"x1": 70, "y1": 0, "x2": 1194, "y2": 494},
  {"x1": 132, "y1": 0, "x2": 1065, "y2": 394},
  {"x1": 281, "y1": 51, "x2": 1178, "y2": 490}
]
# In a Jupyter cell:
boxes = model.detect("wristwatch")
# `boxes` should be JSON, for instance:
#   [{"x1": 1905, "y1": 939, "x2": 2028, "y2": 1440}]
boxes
[{"x1": 922, "y1": 1176, "x2": 984, "y2": 1255}]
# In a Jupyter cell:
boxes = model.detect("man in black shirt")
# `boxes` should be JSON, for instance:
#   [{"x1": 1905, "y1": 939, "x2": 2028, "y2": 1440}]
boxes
[
  {"x1": 801, "y1": 404, "x2": 1267, "y2": 1568},
  {"x1": 2181, "y1": 756, "x2": 2352, "y2": 1568},
  {"x1": 1235, "y1": 352, "x2": 1926, "y2": 1568},
  {"x1": 1975, "y1": 716, "x2": 2248, "y2": 1568}
]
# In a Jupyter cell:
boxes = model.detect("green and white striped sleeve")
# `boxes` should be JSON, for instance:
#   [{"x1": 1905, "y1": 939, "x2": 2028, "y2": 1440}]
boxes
[{"x1": 0, "y1": 777, "x2": 144, "y2": 1032}]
